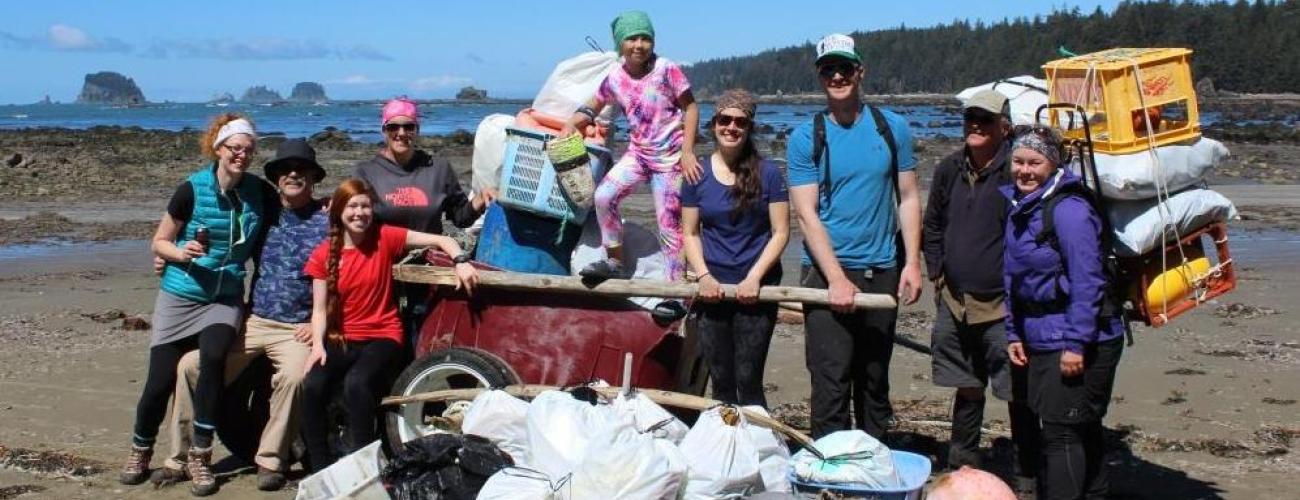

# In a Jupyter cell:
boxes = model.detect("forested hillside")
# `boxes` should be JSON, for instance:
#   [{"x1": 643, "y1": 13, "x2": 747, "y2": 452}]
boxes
[{"x1": 685, "y1": 0, "x2": 1298, "y2": 95}]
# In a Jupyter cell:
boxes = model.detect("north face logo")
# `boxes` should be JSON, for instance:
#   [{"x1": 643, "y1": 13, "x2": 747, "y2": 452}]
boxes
[{"x1": 385, "y1": 186, "x2": 429, "y2": 207}]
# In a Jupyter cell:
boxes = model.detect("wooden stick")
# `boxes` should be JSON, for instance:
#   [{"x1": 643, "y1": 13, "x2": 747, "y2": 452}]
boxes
[
  {"x1": 393, "y1": 265, "x2": 896, "y2": 310},
  {"x1": 381, "y1": 384, "x2": 823, "y2": 459}
]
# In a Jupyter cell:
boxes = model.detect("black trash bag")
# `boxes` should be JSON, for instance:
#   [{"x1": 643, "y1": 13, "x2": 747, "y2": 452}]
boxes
[{"x1": 381, "y1": 433, "x2": 514, "y2": 500}]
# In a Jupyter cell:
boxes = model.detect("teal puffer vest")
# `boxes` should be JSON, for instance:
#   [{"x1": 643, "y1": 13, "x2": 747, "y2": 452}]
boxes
[{"x1": 160, "y1": 164, "x2": 267, "y2": 303}]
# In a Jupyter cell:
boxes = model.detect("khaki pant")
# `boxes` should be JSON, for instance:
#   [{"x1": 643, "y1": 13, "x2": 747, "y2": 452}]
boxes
[{"x1": 163, "y1": 314, "x2": 310, "y2": 471}]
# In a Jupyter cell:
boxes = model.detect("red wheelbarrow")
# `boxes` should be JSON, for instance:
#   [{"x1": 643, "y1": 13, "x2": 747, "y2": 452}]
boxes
[{"x1": 383, "y1": 250, "x2": 709, "y2": 447}]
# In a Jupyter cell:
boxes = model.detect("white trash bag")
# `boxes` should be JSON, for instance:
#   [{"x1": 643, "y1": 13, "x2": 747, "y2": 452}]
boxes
[
  {"x1": 791, "y1": 430, "x2": 900, "y2": 488},
  {"x1": 471, "y1": 113, "x2": 516, "y2": 194},
  {"x1": 533, "y1": 51, "x2": 620, "y2": 120},
  {"x1": 571, "y1": 424, "x2": 689, "y2": 500},
  {"x1": 461, "y1": 390, "x2": 531, "y2": 464},
  {"x1": 1107, "y1": 188, "x2": 1238, "y2": 257},
  {"x1": 742, "y1": 406, "x2": 793, "y2": 494},
  {"x1": 1085, "y1": 138, "x2": 1229, "y2": 200},
  {"x1": 572, "y1": 219, "x2": 669, "y2": 311},
  {"x1": 610, "y1": 391, "x2": 689, "y2": 444},
  {"x1": 956, "y1": 76, "x2": 1049, "y2": 127},
  {"x1": 679, "y1": 406, "x2": 764, "y2": 499},
  {"x1": 525, "y1": 390, "x2": 622, "y2": 478},
  {"x1": 478, "y1": 467, "x2": 571, "y2": 500}
]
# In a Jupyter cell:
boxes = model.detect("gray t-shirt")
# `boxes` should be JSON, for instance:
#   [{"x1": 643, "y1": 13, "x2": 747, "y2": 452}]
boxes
[{"x1": 351, "y1": 151, "x2": 480, "y2": 234}]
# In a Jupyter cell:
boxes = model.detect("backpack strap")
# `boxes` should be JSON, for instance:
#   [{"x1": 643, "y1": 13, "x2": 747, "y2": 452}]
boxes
[
  {"x1": 815, "y1": 106, "x2": 900, "y2": 205},
  {"x1": 867, "y1": 105, "x2": 900, "y2": 204}
]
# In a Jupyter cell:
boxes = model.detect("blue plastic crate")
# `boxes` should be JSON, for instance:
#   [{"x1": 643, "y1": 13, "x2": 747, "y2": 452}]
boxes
[
  {"x1": 498, "y1": 126, "x2": 611, "y2": 221},
  {"x1": 789, "y1": 450, "x2": 932, "y2": 500}
]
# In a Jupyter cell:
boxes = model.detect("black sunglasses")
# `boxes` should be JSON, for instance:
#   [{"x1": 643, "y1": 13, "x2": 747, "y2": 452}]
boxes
[
  {"x1": 715, "y1": 115, "x2": 752, "y2": 128},
  {"x1": 383, "y1": 122, "x2": 418, "y2": 133},
  {"x1": 817, "y1": 62, "x2": 859, "y2": 79},
  {"x1": 963, "y1": 110, "x2": 999, "y2": 125}
]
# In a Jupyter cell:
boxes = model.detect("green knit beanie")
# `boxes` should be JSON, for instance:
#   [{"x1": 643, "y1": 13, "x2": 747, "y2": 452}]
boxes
[{"x1": 611, "y1": 10, "x2": 654, "y2": 48}]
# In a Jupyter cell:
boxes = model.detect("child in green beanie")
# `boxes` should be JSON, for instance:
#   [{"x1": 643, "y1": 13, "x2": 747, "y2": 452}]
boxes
[{"x1": 563, "y1": 10, "x2": 700, "y2": 286}]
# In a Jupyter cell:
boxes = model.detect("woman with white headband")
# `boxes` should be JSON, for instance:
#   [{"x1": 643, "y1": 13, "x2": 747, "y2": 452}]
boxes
[{"x1": 120, "y1": 113, "x2": 277, "y2": 496}]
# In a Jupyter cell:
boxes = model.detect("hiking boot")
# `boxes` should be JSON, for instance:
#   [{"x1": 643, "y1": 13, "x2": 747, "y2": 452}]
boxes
[
  {"x1": 119, "y1": 445, "x2": 153, "y2": 485},
  {"x1": 256, "y1": 466, "x2": 286, "y2": 492},
  {"x1": 185, "y1": 447, "x2": 218, "y2": 497},
  {"x1": 1014, "y1": 475, "x2": 1038, "y2": 496},
  {"x1": 149, "y1": 465, "x2": 188, "y2": 486},
  {"x1": 579, "y1": 259, "x2": 624, "y2": 280}
]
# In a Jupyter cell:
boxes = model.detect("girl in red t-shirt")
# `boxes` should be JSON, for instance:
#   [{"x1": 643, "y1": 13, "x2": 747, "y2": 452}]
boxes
[{"x1": 300, "y1": 178, "x2": 478, "y2": 471}]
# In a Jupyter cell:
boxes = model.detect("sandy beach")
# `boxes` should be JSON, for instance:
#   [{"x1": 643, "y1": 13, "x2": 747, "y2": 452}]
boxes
[{"x1": 1, "y1": 126, "x2": 1298, "y2": 499}]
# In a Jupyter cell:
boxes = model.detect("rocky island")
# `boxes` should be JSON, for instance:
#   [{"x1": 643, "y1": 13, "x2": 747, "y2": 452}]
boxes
[
  {"x1": 289, "y1": 82, "x2": 328, "y2": 103},
  {"x1": 75, "y1": 72, "x2": 145, "y2": 105},
  {"x1": 240, "y1": 85, "x2": 283, "y2": 104}
]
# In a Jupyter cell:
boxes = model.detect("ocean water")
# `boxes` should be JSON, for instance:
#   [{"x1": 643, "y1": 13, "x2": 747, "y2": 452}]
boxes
[{"x1": 0, "y1": 102, "x2": 975, "y2": 143}]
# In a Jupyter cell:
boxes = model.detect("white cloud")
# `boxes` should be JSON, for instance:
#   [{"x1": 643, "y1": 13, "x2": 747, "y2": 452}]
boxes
[
  {"x1": 48, "y1": 24, "x2": 92, "y2": 49},
  {"x1": 0, "y1": 24, "x2": 131, "y2": 53},
  {"x1": 144, "y1": 38, "x2": 392, "y2": 61},
  {"x1": 409, "y1": 75, "x2": 472, "y2": 91}
]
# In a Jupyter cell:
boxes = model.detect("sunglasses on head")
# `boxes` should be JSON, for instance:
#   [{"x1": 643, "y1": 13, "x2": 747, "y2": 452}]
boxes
[
  {"x1": 715, "y1": 115, "x2": 752, "y2": 128},
  {"x1": 383, "y1": 122, "x2": 418, "y2": 133},
  {"x1": 817, "y1": 62, "x2": 859, "y2": 79}
]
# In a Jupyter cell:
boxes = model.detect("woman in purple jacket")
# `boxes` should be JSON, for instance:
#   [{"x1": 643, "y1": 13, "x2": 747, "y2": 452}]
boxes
[{"x1": 1002, "y1": 127, "x2": 1124, "y2": 500}]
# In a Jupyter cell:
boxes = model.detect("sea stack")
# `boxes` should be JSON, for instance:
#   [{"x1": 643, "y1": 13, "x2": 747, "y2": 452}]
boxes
[
  {"x1": 240, "y1": 85, "x2": 284, "y2": 104},
  {"x1": 289, "y1": 82, "x2": 328, "y2": 103},
  {"x1": 76, "y1": 71, "x2": 146, "y2": 105}
]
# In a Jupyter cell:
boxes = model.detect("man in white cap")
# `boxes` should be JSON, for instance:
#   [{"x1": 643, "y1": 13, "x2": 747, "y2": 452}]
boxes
[
  {"x1": 923, "y1": 90, "x2": 1038, "y2": 492},
  {"x1": 786, "y1": 33, "x2": 923, "y2": 439}
]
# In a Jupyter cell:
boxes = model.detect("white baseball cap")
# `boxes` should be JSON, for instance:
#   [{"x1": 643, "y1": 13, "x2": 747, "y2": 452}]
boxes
[{"x1": 815, "y1": 33, "x2": 862, "y2": 65}]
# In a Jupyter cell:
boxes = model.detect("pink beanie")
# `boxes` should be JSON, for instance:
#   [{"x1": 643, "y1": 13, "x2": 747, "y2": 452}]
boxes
[
  {"x1": 926, "y1": 466, "x2": 1017, "y2": 500},
  {"x1": 381, "y1": 97, "x2": 419, "y2": 125}
]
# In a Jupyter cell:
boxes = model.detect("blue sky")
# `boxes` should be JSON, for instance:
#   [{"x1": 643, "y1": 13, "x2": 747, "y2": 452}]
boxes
[{"x1": 0, "y1": 0, "x2": 1122, "y2": 104}]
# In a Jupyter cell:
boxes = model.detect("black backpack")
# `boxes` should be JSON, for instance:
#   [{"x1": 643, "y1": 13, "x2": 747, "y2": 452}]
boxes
[
  {"x1": 811, "y1": 106, "x2": 906, "y2": 267},
  {"x1": 1033, "y1": 179, "x2": 1133, "y2": 331}
]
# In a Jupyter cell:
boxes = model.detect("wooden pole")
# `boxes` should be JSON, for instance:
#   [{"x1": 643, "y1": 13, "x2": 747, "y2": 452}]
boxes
[
  {"x1": 393, "y1": 265, "x2": 896, "y2": 310},
  {"x1": 381, "y1": 384, "x2": 823, "y2": 459}
]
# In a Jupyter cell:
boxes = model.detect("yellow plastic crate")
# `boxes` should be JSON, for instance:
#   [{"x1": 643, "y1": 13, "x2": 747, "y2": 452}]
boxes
[{"x1": 1043, "y1": 48, "x2": 1201, "y2": 154}]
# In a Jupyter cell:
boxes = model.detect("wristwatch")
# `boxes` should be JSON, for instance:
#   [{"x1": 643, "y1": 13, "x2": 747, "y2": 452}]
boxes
[{"x1": 452, "y1": 253, "x2": 472, "y2": 264}]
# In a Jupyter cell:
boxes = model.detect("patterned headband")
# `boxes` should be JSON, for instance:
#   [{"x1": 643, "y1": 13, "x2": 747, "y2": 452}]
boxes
[{"x1": 1012, "y1": 129, "x2": 1062, "y2": 166}]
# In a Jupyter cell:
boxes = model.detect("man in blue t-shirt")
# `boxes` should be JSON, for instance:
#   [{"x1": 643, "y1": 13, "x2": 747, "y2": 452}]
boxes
[
  {"x1": 787, "y1": 34, "x2": 923, "y2": 439},
  {"x1": 154, "y1": 139, "x2": 328, "y2": 491}
]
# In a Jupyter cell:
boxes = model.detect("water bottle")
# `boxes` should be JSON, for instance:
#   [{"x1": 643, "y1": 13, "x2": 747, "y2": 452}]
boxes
[{"x1": 195, "y1": 226, "x2": 210, "y2": 252}]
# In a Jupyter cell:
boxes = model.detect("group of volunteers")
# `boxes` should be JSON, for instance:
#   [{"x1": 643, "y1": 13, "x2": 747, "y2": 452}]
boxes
[
  {"x1": 118, "y1": 9, "x2": 1124, "y2": 500},
  {"x1": 120, "y1": 98, "x2": 488, "y2": 496}
]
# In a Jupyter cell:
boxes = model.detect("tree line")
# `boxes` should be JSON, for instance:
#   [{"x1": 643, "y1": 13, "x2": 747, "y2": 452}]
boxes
[{"x1": 684, "y1": 0, "x2": 1299, "y2": 96}]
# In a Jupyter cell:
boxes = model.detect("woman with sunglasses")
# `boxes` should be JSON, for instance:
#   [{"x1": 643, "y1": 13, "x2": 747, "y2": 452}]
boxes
[
  {"x1": 300, "y1": 178, "x2": 479, "y2": 472},
  {"x1": 681, "y1": 89, "x2": 789, "y2": 407},
  {"x1": 352, "y1": 97, "x2": 496, "y2": 340},
  {"x1": 120, "y1": 113, "x2": 276, "y2": 496},
  {"x1": 352, "y1": 97, "x2": 495, "y2": 235},
  {"x1": 561, "y1": 10, "x2": 700, "y2": 287},
  {"x1": 1002, "y1": 126, "x2": 1124, "y2": 499}
]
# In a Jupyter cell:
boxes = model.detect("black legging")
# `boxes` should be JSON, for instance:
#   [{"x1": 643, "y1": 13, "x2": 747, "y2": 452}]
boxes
[
  {"x1": 131, "y1": 324, "x2": 237, "y2": 449},
  {"x1": 301, "y1": 339, "x2": 402, "y2": 472},
  {"x1": 690, "y1": 301, "x2": 778, "y2": 407}
]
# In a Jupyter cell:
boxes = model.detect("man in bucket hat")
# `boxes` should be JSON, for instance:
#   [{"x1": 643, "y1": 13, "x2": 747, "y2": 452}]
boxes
[
  {"x1": 787, "y1": 34, "x2": 924, "y2": 439},
  {"x1": 924, "y1": 90, "x2": 1039, "y2": 492},
  {"x1": 152, "y1": 138, "x2": 328, "y2": 491}
]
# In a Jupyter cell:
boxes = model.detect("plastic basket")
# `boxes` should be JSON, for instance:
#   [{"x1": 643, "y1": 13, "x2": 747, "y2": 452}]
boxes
[
  {"x1": 789, "y1": 450, "x2": 932, "y2": 500},
  {"x1": 499, "y1": 126, "x2": 611, "y2": 221}
]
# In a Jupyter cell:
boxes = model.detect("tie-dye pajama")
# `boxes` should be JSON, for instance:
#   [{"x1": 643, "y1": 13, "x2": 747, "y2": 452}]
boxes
[{"x1": 594, "y1": 56, "x2": 692, "y2": 280}]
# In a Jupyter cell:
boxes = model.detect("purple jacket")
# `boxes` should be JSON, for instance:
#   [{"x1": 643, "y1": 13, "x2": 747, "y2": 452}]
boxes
[{"x1": 1001, "y1": 171, "x2": 1124, "y2": 354}]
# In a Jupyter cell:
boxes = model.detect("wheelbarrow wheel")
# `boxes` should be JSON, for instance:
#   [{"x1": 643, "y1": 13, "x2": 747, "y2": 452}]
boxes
[{"x1": 384, "y1": 347, "x2": 518, "y2": 454}]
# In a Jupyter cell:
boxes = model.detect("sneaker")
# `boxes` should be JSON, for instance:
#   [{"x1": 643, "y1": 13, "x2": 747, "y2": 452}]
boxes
[
  {"x1": 651, "y1": 300, "x2": 688, "y2": 323},
  {"x1": 185, "y1": 447, "x2": 218, "y2": 497},
  {"x1": 256, "y1": 466, "x2": 286, "y2": 492},
  {"x1": 149, "y1": 465, "x2": 188, "y2": 486},
  {"x1": 579, "y1": 259, "x2": 624, "y2": 280},
  {"x1": 119, "y1": 445, "x2": 153, "y2": 485}
]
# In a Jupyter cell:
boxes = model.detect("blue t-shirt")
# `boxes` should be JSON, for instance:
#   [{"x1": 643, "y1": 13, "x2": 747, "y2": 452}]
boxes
[
  {"x1": 786, "y1": 106, "x2": 916, "y2": 269},
  {"x1": 680, "y1": 157, "x2": 789, "y2": 284},
  {"x1": 250, "y1": 200, "x2": 329, "y2": 323}
]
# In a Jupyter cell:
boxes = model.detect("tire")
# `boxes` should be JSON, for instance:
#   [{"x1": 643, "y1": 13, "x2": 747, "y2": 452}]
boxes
[{"x1": 384, "y1": 347, "x2": 518, "y2": 454}]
